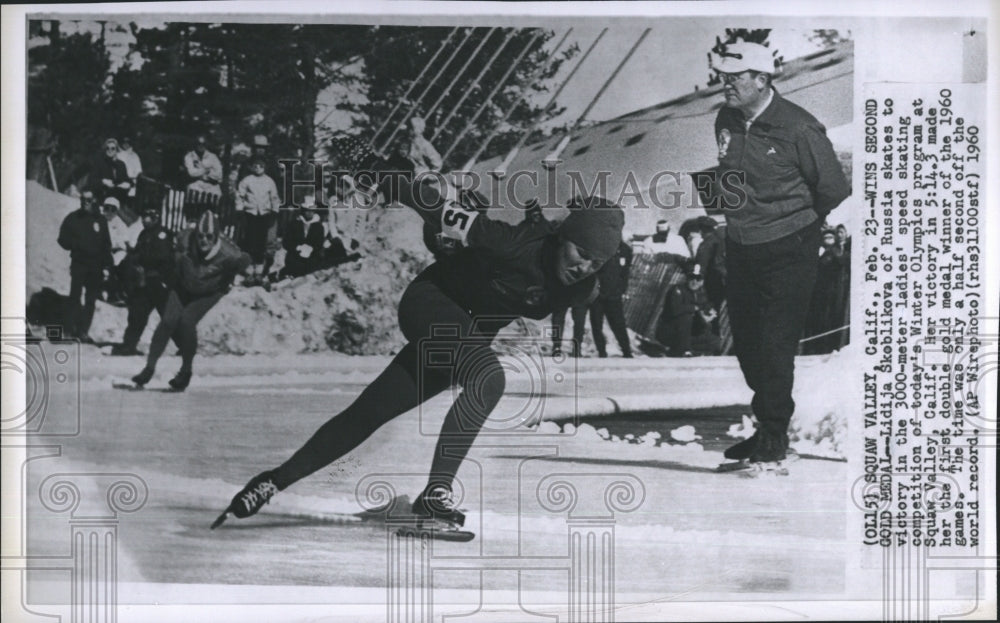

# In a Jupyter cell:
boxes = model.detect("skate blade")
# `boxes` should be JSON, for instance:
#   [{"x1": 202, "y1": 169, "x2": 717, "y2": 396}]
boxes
[
  {"x1": 113, "y1": 381, "x2": 182, "y2": 393},
  {"x1": 112, "y1": 381, "x2": 146, "y2": 391},
  {"x1": 210, "y1": 511, "x2": 229, "y2": 530},
  {"x1": 716, "y1": 460, "x2": 752, "y2": 473},
  {"x1": 395, "y1": 524, "x2": 475, "y2": 542},
  {"x1": 739, "y1": 462, "x2": 791, "y2": 478}
]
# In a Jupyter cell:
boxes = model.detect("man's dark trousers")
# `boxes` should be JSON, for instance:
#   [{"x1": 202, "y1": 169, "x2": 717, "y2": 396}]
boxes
[
  {"x1": 120, "y1": 281, "x2": 170, "y2": 351},
  {"x1": 68, "y1": 262, "x2": 103, "y2": 338},
  {"x1": 726, "y1": 219, "x2": 821, "y2": 436},
  {"x1": 589, "y1": 296, "x2": 631, "y2": 357},
  {"x1": 551, "y1": 305, "x2": 589, "y2": 356}
]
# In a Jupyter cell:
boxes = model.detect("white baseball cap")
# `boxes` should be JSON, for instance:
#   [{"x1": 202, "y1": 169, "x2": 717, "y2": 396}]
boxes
[{"x1": 712, "y1": 40, "x2": 780, "y2": 74}]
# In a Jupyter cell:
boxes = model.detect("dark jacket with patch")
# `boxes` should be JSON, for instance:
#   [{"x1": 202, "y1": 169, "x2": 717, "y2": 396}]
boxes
[
  {"x1": 714, "y1": 90, "x2": 850, "y2": 245},
  {"x1": 596, "y1": 241, "x2": 632, "y2": 299},
  {"x1": 58, "y1": 208, "x2": 113, "y2": 268},
  {"x1": 132, "y1": 225, "x2": 175, "y2": 281}
]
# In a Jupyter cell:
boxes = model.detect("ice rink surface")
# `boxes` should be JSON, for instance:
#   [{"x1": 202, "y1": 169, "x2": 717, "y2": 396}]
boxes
[{"x1": 23, "y1": 348, "x2": 848, "y2": 609}]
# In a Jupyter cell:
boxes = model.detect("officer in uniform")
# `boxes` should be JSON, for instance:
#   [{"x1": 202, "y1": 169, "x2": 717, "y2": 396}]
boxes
[
  {"x1": 112, "y1": 207, "x2": 176, "y2": 356},
  {"x1": 57, "y1": 191, "x2": 113, "y2": 342}
]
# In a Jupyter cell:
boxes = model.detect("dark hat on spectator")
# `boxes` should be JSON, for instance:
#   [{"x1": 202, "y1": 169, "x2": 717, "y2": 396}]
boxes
[
  {"x1": 558, "y1": 196, "x2": 625, "y2": 265},
  {"x1": 696, "y1": 215, "x2": 719, "y2": 232},
  {"x1": 249, "y1": 155, "x2": 266, "y2": 167},
  {"x1": 684, "y1": 261, "x2": 704, "y2": 279}
]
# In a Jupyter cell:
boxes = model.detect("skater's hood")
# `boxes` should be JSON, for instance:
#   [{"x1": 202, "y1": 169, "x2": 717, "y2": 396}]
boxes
[{"x1": 557, "y1": 196, "x2": 625, "y2": 265}]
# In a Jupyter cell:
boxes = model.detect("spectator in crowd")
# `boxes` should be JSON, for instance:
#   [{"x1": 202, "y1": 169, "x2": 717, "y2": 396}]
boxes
[
  {"x1": 318, "y1": 222, "x2": 361, "y2": 270},
  {"x1": 281, "y1": 194, "x2": 325, "y2": 279},
  {"x1": 116, "y1": 136, "x2": 143, "y2": 204},
  {"x1": 184, "y1": 135, "x2": 223, "y2": 196},
  {"x1": 404, "y1": 116, "x2": 443, "y2": 175},
  {"x1": 710, "y1": 39, "x2": 850, "y2": 464},
  {"x1": 238, "y1": 135, "x2": 284, "y2": 194},
  {"x1": 693, "y1": 217, "x2": 726, "y2": 310},
  {"x1": 679, "y1": 218, "x2": 703, "y2": 257},
  {"x1": 643, "y1": 219, "x2": 690, "y2": 259},
  {"x1": 835, "y1": 223, "x2": 851, "y2": 257},
  {"x1": 91, "y1": 138, "x2": 132, "y2": 205},
  {"x1": 183, "y1": 135, "x2": 224, "y2": 226},
  {"x1": 805, "y1": 228, "x2": 848, "y2": 354},
  {"x1": 131, "y1": 211, "x2": 251, "y2": 391},
  {"x1": 103, "y1": 197, "x2": 141, "y2": 265},
  {"x1": 102, "y1": 196, "x2": 141, "y2": 306},
  {"x1": 660, "y1": 263, "x2": 716, "y2": 357},
  {"x1": 112, "y1": 207, "x2": 176, "y2": 356},
  {"x1": 236, "y1": 155, "x2": 281, "y2": 284},
  {"x1": 57, "y1": 191, "x2": 113, "y2": 343},
  {"x1": 834, "y1": 223, "x2": 851, "y2": 349},
  {"x1": 587, "y1": 240, "x2": 634, "y2": 358}
]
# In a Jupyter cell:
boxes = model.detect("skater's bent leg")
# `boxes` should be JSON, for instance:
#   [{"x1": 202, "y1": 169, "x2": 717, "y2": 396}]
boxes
[
  {"x1": 144, "y1": 290, "x2": 185, "y2": 373},
  {"x1": 175, "y1": 291, "x2": 224, "y2": 372},
  {"x1": 272, "y1": 343, "x2": 450, "y2": 490},
  {"x1": 425, "y1": 344, "x2": 505, "y2": 491}
]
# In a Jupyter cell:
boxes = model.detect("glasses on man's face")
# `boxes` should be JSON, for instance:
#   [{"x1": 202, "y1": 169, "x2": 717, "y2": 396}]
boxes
[{"x1": 720, "y1": 71, "x2": 751, "y2": 85}]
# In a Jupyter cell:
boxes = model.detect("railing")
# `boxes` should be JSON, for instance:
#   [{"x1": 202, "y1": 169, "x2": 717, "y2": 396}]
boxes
[{"x1": 135, "y1": 175, "x2": 298, "y2": 240}]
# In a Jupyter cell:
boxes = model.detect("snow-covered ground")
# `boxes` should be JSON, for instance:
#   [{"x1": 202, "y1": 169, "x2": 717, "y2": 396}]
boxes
[{"x1": 22, "y1": 348, "x2": 849, "y2": 621}]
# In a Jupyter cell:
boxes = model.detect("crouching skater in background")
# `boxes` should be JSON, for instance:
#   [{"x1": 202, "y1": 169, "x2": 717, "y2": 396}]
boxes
[
  {"x1": 213, "y1": 146, "x2": 625, "y2": 539},
  {"x1": 131, "y1": 211, "x2": 250, "y2": 391}
]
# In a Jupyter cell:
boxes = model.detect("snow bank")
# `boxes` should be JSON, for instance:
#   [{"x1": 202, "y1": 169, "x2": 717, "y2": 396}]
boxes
[
  {"x1": 26, "y1": 182, "x2": 433, "y2": 354},
  {"x1": 788, "y1": 349, "x2": 853, "y2": 458}
]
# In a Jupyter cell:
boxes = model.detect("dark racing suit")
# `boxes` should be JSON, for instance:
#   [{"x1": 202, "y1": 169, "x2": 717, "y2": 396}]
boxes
[{"x1": 272, "y1": 180, "x2": 599, "y2": 494}]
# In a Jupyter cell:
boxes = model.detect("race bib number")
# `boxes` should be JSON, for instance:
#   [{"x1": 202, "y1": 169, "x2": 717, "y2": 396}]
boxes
[{"x1": 440, "y1": 202, "x2": 478, "y2": 246}]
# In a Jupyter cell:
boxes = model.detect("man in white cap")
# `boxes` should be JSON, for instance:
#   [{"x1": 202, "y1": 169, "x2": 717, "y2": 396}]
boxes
[{"x1": 709, "y1": 37, "x2": 850, "y2": 465}]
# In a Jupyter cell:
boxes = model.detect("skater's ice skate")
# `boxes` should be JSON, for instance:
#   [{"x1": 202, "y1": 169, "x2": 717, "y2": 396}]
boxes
[
  {"x1": 397, "y1": 484, "x2": 474, "y2": 541},
  {"x1": 211, "y1": 470, "x2": 280, "y2": 529}
]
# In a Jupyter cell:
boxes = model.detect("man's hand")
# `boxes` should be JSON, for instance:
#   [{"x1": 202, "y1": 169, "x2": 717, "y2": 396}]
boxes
[{"x1": 102, "y1": 179, "x2": 114, "y2": 187}]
